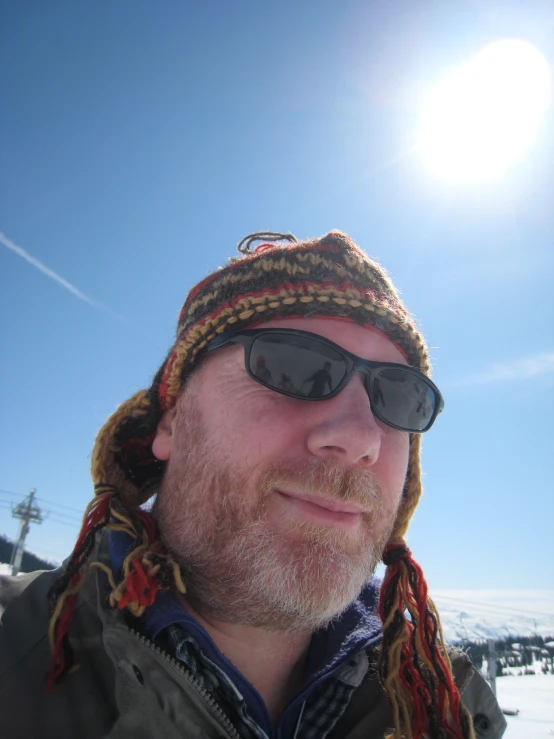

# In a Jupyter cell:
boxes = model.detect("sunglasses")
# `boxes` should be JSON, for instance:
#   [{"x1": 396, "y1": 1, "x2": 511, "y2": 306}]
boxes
[{"x1": 206, "y1": 328, "x2": 444, "y2": 433}]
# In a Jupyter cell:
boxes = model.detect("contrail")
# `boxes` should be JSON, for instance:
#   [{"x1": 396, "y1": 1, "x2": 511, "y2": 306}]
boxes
[
  {"x1": 446, "y1": 351, "x2": 554, "y2": 388},
  {"x1": 0, "y1": 231, "x2": 127, "y2": 322}
]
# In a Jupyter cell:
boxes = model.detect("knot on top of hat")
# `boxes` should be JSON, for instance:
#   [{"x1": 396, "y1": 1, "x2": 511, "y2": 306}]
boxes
[{"x1": 237, "y1": 231, "x2": 298, "y2": 254}]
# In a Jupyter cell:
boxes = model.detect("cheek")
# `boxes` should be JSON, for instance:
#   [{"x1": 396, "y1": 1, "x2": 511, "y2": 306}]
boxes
[
  {"x1": 197, "y1": 350, "x2": 314, "y2": 461},
  {"x1": 378, "y1": 433, "x2": 410, "y2": 500},
  {"x1": 206, "y1": 389, "x2": 309, "y2": 464}
]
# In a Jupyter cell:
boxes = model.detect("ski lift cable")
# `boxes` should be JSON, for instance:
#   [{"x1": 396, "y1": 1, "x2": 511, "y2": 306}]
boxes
[
  {"x1": 433, "y1": 595, "x2": 554, "y2": 619},
  {"x1": 46, "y1": 517, "x2": 80, "y2": 530},
  {"x1": 43, "y1": 508, "x2": 82, "y2": 523},
  {"x1": 0, "y1": 490, "x2": 85, "y2": 515},
  {"x1": 35, "y1": 496, "x2": 84, "y2": 515}
]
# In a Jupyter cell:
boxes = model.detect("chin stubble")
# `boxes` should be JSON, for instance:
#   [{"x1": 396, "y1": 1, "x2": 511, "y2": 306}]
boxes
[{"x1": 153, "y1": 394, "x2": 395, "y2": 631}]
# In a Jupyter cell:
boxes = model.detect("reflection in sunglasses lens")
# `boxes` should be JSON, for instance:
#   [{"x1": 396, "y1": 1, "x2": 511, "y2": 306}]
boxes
[
  {"x1": 248, "y1": 333, "x2": 437, "y2": 432},
  {"x1": 374, "y1": 370, "x2": 435, "y2": 431},
  {"x1": 250, "y1": 335, "x2": 347, "y2": 399}
]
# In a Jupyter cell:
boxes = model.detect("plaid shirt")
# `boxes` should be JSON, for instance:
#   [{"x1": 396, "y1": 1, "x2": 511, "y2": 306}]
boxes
[{"x1": 165, "y1": 623, "x2": 370, "y2": 739}]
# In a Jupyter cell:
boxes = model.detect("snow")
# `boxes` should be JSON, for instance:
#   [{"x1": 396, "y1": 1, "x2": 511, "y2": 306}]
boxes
[
  {"x1": 428, "y1": 591, "x2": 554, "y2": 736},
  {"x1": 432, "y1": 589, "x2": 554, "y2": 640},
  {"x1": 496, "y1": 674, "x2": 554, "y2": 738},
  {"x1": 0, "y1": 563, "x2": 27, "y2": 576}
]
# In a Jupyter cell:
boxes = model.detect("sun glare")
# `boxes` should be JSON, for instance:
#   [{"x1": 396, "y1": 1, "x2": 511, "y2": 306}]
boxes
[{"x1": 419, "y1": 39, "x2": 551, "y2": 183}]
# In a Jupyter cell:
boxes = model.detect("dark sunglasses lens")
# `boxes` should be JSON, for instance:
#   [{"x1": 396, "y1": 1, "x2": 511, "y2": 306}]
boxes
[
  {"x1": 249, "y1": 333, "x2": 347, "y2": 398},
  {"x1": 371, "y1": 369, "x2": 437, "y2": 432}
]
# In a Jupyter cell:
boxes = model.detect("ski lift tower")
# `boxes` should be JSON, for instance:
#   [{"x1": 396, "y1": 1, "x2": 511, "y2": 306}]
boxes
[{"x1": 10, "y1": 488, "x2": 43, "y2": 575}]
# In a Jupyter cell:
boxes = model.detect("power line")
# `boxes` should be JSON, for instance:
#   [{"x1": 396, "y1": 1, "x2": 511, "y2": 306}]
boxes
[
  {"x1": 43, "y1": 508, "x2": 82, "y2": 523},
  {"x1": 433, "y1": 595, "x2": 554, "y2": 619},
  {"x1": 1, "y1": 489, "x2": 85, "y2": 515},
  {"x1": 1, "y1": 498, "x2": 80, "y2": 530},
  {"x1": 36, "y1": 496, "x2": 84, "y2": 515},
  {"x1": 1, "y1": 490, "x2": 87, "y2": 523},
  {"x1": 45, "y1": 517, "x2": 80, "y2": 530}
]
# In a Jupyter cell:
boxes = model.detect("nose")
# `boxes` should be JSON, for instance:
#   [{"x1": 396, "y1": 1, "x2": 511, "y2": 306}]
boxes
[{"x1": 305, "y1": 373, "x2": 382, "y2": 466}]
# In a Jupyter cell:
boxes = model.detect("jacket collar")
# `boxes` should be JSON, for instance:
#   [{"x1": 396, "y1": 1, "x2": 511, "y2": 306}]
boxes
[{"x1": 109, "y1": 529, "x2": 383, "y2": 684}]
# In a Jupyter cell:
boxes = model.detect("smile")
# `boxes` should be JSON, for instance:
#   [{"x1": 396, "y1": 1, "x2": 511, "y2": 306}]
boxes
[{"x1": 274, "y1": 489, "x2": 364, "y2": 529}]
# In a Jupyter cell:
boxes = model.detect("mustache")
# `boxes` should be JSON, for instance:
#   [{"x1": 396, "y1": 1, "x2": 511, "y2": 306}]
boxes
[{"x1": 259, "y1": 458, "x2": 382, "y2": 507}]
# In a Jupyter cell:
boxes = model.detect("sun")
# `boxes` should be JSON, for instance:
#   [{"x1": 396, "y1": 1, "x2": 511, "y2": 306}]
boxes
[{"x1": 419, "y1": 39, "x2": 551, "y2": 183}]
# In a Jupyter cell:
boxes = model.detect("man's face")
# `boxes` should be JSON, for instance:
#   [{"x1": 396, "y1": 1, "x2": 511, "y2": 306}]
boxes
[{"x1": 152, "y1": 317, "x2": 410, "y2": 631}]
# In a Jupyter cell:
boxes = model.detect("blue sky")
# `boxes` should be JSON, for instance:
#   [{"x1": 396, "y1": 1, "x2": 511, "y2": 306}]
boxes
[{"x1": 1, "y1": 0, "x2": 553, "y2": 589}]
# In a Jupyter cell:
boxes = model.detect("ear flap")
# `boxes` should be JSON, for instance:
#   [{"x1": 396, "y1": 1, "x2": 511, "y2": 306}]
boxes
[{"x1": 90, "y1": 390, "x2": 164, "y2": 508}]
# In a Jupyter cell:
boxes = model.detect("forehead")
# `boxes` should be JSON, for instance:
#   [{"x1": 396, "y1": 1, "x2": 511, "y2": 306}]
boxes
[{"x1": 254, "y1": 317, "x2": 408, "y2": 366}]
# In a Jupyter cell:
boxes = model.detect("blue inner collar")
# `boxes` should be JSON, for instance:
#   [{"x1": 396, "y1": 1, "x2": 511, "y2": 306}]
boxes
[{"x1": 109, "y1": 529, "x2": 382, "y2": 730}]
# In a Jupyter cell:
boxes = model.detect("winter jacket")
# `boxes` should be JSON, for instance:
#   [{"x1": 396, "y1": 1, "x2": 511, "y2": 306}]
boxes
[{"x1": 0, "y1": 538, "x2": 507, "y2": 739}]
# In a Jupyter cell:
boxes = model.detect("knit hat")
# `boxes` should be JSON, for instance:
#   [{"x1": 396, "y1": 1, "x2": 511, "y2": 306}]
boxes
[{"x1": 47, "y1": 231, "x2": 474, "y2": 739}]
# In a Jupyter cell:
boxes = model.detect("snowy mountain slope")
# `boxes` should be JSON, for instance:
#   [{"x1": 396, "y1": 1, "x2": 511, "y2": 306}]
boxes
[{"x1": 431, "y1": 590, "x2": 554, "y2": 641}]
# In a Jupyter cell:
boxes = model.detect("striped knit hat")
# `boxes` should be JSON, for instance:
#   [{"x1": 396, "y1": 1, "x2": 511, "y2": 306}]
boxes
[{"x1": 48, "y1": 231, "x2": 474, "y2": 739}]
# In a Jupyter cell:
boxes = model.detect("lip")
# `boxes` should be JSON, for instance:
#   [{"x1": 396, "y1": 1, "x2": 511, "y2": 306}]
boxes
[
  {"x1": 275, "y1": 489, "x2": 365, "y2": 528},
  {"x1": 278, "y1": 489, "x2": 365, "y2": 513}
]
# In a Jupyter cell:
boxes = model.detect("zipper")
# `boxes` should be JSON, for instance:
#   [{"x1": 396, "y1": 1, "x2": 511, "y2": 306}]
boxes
[
  {"x1": 128, "y1": 628, "x2": 242, "y2": 739},
  {"x1": 291, "y1": 700, "x2": 306, "y2": 739}
]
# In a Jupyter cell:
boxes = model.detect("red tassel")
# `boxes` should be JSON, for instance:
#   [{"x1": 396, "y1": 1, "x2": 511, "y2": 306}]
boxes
[
  {"x1": 73, "y1": 493, "x2": 113, "y2": 554},
  {"x1": 380, "y1": 545, "x2": 469, "y2": 739},
  {"x1": 45, "y1": 574, "x2": 81, "y2": 692},
  {"x1": 116, "y1": 558, "x2": 160, "y2": 612},
  {"x1": 134, "y1": 507, "x2": 158, "y2": 540},
  {"x1": 46, "y1": 494, "x2": 114, "y2": 690}
]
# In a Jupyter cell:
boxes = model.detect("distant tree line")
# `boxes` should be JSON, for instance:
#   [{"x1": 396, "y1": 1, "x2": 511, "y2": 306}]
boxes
[
  {"x1": 0, "y1": 533, "x2": 56, "y2": 572},
  {"x1": 456, "y1": 634, "x2": 554, "y2": 675}
]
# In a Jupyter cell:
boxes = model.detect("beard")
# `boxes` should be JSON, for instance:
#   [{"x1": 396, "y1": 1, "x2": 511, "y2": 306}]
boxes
[{"x1": 153, "y1": 394, "x2": 398, "y2": 633}]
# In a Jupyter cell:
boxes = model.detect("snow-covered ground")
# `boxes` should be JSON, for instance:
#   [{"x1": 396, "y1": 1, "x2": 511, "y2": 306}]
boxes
[{"x1": 496, "y1": 673, "x2": 554, "y2": 738}]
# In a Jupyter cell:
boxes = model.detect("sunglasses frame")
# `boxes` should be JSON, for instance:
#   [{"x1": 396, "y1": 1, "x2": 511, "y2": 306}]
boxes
[{"x1": 206, "y1": 328, "x2": 444, "y2": 433}]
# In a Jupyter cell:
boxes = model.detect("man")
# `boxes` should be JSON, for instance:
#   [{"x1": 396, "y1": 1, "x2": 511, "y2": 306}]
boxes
[
  {"x1": 0, "y1": 231, "x2": 505, "y2": 738},
  {"x1": 302, "y1": 360, "x2": 334, "y2": 397}
]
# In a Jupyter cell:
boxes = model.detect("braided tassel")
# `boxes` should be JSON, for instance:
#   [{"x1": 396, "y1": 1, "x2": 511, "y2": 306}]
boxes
[
  {"x1": 46, "y1": 491, "x2": 114, "y2": 690},
  {"x1": 97, "y1": 505, "x2": 186, "y2": 617},
  {"x1": 379, "y1": 544, "x2": 475, "y2": 739},
  {"x1": 46, "y1": 493, "x2": 187, "y2": 690}
]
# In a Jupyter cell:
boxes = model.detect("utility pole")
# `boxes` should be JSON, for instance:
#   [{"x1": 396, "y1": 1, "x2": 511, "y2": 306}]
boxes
[
  {"x1": 487, "y1": 638, "x2": 497, "y2": 696},
  {"x1": 10, "y1": 489, "x2": 43, "y2": 576}
]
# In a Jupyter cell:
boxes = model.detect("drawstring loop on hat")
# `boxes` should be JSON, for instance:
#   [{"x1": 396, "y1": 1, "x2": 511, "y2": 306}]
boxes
[{"x1": 237, "y1": 231, "x2": 298, "y2": 254}]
